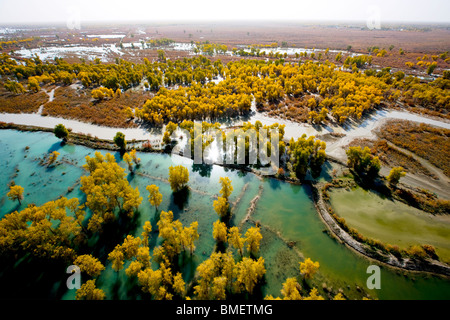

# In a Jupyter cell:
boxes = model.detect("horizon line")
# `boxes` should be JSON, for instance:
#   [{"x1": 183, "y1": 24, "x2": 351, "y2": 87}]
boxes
[{"x1": 1, "y1": 19, "x2": 450, "y2": 27}]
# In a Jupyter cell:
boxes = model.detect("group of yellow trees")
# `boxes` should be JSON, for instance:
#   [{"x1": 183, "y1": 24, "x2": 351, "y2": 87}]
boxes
[
  {"x1": 199, "y1": 175, "x2": 329, "y2": 300},
  {"x1": 1, "y1": 148, "x2": 332, "y2": 300},
  {"x1": 1, "y1": 47, "x2": 448, "y2": 125},
  {"x1": 194, "y1": 185, "x2": 267, "y2": 299},
  {"x1": 137, "y1": 79, "x2": 252, "y2": 124},
  {"x1": 288, "y1": 134, "x2": 327, "y2": 178},
  {"x1": 161, "y1": 120, "x2": 288, "y2": 170}
]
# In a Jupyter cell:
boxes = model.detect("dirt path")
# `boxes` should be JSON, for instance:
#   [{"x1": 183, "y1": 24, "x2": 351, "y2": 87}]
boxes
[
  {"x1": 36, "y1": 87, "x2": 57, "y2": 115},
  {"x1": 381, "y1": 141, "x2": 450, "y2": 199},
  {"x1": 324, "y1": 111, "x2": 450, "y2": 199}
]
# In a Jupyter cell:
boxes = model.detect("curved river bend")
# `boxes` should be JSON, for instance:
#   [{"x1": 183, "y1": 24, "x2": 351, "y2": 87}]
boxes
[{"x1": 1, "y1": 129, "x2": 449, "y2": 299}]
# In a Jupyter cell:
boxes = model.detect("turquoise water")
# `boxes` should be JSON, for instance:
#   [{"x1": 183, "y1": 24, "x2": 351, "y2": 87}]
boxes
[{"x1": 1, "y1": 129, "x2": 449, "y2": 300}]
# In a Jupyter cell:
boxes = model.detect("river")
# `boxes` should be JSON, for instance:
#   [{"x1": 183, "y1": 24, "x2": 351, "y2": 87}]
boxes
[{"x1": 0, "y1": 129, "x2": 449, "y2": 300}]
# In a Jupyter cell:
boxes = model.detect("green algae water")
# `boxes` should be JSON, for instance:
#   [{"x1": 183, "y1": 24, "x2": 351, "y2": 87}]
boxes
[
  {"x1": 329, "y1": 187, "x2": 450, "y2": 264},
  {"x1": 1, "y1": 129, "x2": 450, "y2": 300}
]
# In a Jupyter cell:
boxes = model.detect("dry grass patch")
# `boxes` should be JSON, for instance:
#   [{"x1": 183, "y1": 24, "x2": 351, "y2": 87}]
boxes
[
  {"x1": 0, "y1": 83, "x2": 48, "y2": 113},
  {"x1": 43, "y1": 86, "x2": 151, "y2": 128},
  {"x1": 377, "y1": 119, "x2": 450, "y2": 177}
]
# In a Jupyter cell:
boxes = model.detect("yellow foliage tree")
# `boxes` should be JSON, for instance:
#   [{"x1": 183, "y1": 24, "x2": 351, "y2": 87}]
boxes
[
  {"x1": 334, "y1": 292, "x2": 346, "y2": 300},
  {"x1": 212, "y1": 220, "x2": 227, "y2": 243},
  {"x1": 303, "y1": 287, "x2": 324, "y2": 300},
  {"x1": 244, "y1": 226, "x2": 263, "y2": 255},
  {"x1": 219, "y1": 177, "x2": 233, "y2": 200},
  {"x1": 75, "y1": 279, "x2": 106, "y2": 300},
  {"x1": 146, "y1": 184, "x2": 163, "y2": 210},
  {"x1": 228, "y1": 226, "x2": 245, "y2": 256},
  {"x1": 213, "y1": 196, "x2": 229, "y2": 218},
  {"x1": 280, "y1": 277, "x2": 302, "y2": 300},
  {"x1": 141, "y1": 221, "x2": 152, "y2": 245},
  {"x1": 123, "y1": 152, "x2": 133, "y2": 172},
  {"x1": 129, "y1": 149, "x2": 140, "y2": 165},
  {"x1": 74, "y1": 254, "x2": 105, "y2": 278},
  {"x1": 234, "y1": 257, "x2": 266, "y2": 294},
  {"x1": 47, "y1": 151, "x2": 60, "y2": 166},
  {"x1": 80, "y1": 152, "x2": 142, "y2": 229},
  {"x1": 7, "y1": 185, "x2": 24, "y2": 205},
  {"x1": 299, "y1": 257, "x2": 320, "y2": 279},
  {"x1": 168, "y1": 165, "x2": 189, "y2": 192},
  {"x1": 108, "y1": 246, "x2": 125, "y2": 272}
]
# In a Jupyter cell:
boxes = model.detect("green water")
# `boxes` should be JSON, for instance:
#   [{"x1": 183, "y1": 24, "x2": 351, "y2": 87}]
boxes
[
  {"x1": 329, "y1": 187, "x2": 450, "y2": 263},
  {"x1": 1, "y1": 129, "x2": 449, "y2": 300}
]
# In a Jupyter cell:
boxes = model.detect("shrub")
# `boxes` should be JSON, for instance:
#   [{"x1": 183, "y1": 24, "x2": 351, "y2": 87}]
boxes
[
  {"x1": 114, "y1": 132, "x2": 126, "y2": 151},
  {"x1": 406, "y1": 245, "x2": 427, "y2": 259},
  {"x1": 54, "y1": 124, "x2": 69, "y2": 141}
]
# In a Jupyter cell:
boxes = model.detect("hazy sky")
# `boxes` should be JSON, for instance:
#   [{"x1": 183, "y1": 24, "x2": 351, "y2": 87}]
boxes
[{"x1": 0, "y1": 0, "x2": 449, "y2": 25}]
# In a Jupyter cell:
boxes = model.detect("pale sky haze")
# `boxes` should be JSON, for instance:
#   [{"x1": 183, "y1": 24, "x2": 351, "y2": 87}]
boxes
[{"x1": 0, "y1": 0, "x2": 449, "y2": 25}]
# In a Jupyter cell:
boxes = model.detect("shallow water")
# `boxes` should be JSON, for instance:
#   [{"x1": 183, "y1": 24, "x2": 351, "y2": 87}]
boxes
[
  {"x1": 329, "y1": 187, "x2": 450, "y2": 263},
  {"x1": 1, "y1": 129, "x2": 450, "y2": 300},
  {"x1": 15, "y1": 45, "x2": 120, "y2": 62}
]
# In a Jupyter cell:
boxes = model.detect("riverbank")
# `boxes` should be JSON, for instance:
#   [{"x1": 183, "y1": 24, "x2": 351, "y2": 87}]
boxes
[
  {"x1": 0, "y1": 122, "x2": 159, "y2": 152},
  {"x1": 2, "y1": 106, "x2": 449, "y2": 149},
  {"x1": 0, "y1": 112, "x2": 162, "y2": 141}
]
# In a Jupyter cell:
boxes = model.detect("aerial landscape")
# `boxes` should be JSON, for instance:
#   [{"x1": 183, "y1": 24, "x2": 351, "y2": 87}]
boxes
[{"x1": 0, "y1": 0, "x2": 449, "y2": 308}]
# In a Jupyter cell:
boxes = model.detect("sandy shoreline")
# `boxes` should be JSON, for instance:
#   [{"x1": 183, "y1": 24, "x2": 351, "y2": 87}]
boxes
[
  {"x1": 1, "y1": 108, "x2": 448, "y2": 153},
  {"x1": 0, "y1": 112, "x2": 161, "y2": 141}
]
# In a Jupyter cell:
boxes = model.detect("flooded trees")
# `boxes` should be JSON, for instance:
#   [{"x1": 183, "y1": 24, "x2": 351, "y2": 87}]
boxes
[
  {"x1": 234, "y1": 257, "x2": 266, "y2": 294},
  {"x1": 7, "y1": 184, "x2": 24, "y2": 205},
  {"x1": 279, "y1": 277, "x2": 302, "y2": 300},
  {"x1": 74, "y1": 254, "x2": 105, "y2": 278},
  {"x1": 288, "y1": 134, "x2": 327, "y2": 179},
  {"x1": 113, "y1": 132, "x2": 127, "y2": 151},
  {"x1": 193, "y1": 251, "x2": 265, "y2": 299},
  {"x1": 213, "y1": 196, "x2": 229, "y2": 219},
  {"x1": 137, "y1": 262, "x2": 186, "y2": 300},
  {"x1": 194, "y1": 222, "x2": 266, "y2": 300},
  {"x1": 124, "y1": 149, "x2": 140, "y2": 172},
  {"x1": 219, "y1": 177, "x2": 233, "y2": 200},
  {"x1": 168, "y1": 165, "x2": 189, "y2": 193},
  {"x1": 80, "y1": 152, "x2": 142, "y2": 231},
  {"x1": 228, "y1": 227, "x2": 245, "y2": 257},
  {"x1": 54, "y1": 123, "x2": 69, "y2": 142},
  {"x1": 123, "y1": 152, "x2": 133, "y2": 172},
  {"x1": 213, "y1": 177, "x2": 234, "y2": 220},
  {"x1": 157, "y1": 210, "x2": 199, "y2": 259},
  {"x1": 146, "y1": 184, "x2": 163, "y2": 210},
  {"x1": 75, "y1": 280, "x2": 106, "y2": 300},
  {"x1": 265, "y1": 257, "x2": 323, "y2": 300},
  {"x1": 213, "y1": 220, "x2": 228, "y2": 243},
  {"x1": 299, "y1": 258, "x2": 320, "y2": 279},
  {"x1": 0, "y1": 197, "x2": 85, "y2": 261},
  {"x1": 47, "y1": 151, "x2": 60, "y2": 166},
  {"x1": 244, "y1": 226, "x2": 263, "y2": 255}
]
